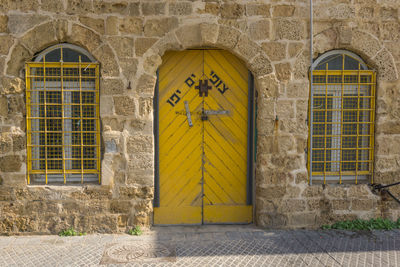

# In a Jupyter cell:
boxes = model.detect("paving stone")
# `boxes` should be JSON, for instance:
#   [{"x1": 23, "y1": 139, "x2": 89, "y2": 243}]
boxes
[{"x1": 0, "y1": 228, "x2": 399, "y2": 266}]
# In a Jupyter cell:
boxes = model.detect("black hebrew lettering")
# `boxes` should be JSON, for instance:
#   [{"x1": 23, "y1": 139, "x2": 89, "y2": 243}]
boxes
[
  {"x1": 185, "y1": 74, "x2": 196, "y2": 87},
  {"x1": 210, "y1": 70, "x2": 229, "y2": 95},
  {"x1": 166, "y1": 89, "x2": 182, "y2": 107}
]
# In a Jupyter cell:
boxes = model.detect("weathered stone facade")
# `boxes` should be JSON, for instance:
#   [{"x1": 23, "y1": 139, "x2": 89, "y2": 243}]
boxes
[{"x1": 0, "y1": 0, "x2": 399, "y2": 234}]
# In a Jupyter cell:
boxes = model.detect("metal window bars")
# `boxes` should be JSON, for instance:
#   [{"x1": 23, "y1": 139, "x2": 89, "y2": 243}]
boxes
[
  {"x1": 308, "y1": 53, "x2": 376, "y2": 184},
  {"x1": 26, "y1": 55, "x2": 100, "y2": 184}
]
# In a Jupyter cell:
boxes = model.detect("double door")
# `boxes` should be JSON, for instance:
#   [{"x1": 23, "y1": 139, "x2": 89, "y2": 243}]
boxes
[{"x1": 154, "y1": 50, "x2": 253, "y2": 224}]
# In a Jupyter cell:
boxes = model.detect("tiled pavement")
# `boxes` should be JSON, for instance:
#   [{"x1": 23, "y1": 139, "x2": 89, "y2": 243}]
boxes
[{"x1": 0, "y1": 226, "x2": 399, "y2": 266}]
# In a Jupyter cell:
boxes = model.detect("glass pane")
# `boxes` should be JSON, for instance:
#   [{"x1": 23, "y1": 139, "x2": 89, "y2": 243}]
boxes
[
  {"x1": 344, "y1": 55, "x2": 361, "y2": 70},
  {"x1": 63, "y1": 48, "x2": 91, "y2": 62}
]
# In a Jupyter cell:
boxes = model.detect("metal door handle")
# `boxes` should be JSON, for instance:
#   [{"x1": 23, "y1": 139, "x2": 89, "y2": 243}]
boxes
[
  {"x1": 184, "y1": 101, "x2": 193, "y2": 127},
  {"x1": 203, "y1": 110, "x2": 230, "y2": 115}
]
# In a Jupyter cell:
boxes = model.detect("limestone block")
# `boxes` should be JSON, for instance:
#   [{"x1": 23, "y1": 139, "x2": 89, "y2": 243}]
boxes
[
  {"x1": 256, "y1": 212, "x2": 287, "y2": 228},
  {"x1": 380, "y1": 7, "x2": 397, "y2": 21},
  {"x1": 256, "y1": 74, "x2": 279, "y2": 98},
  {"x1": 272, "y1": 5, "x2": 295, "y2": 17},
  {"x1": 169, "y1": 2, "x2": 192, "y2": 15},
  {"x1": 296, "y1": 99, "x2": 308, "y2": 122},
  {"x1": 271, "y1": 154, "x2": 303, "y2": 171},
  {"x1": 376, "y1": 121, "x2": 400, "y2": 134},
  {"x1": 153, "y1": 32, "x2": 182, "y2": 56},
  {"x1": 128, "y1": 2, "x2": 140, "y2": 16},
  {"x1": 20, "y1": 22, "x2": 57, "y2": 54},
  {"x1": 376, "y1": 136, "x2": 400, "y2": 155},
  {"x1": 275, "y1": 63, "x2": 292, "y2": 82},
  {"x1": 200, "y1": 23, "x2": 219, "y2": 46},
  {"x1": 119, "y1": 58, "x2": 138, "y2": 80},
  {"x1": 105, "y1": 16, "x2": 119, "y2": 35},
  {"x1": 287, "y1": 213, "x2": 316, "y2": 227},
  {"x1": 375, "y1": 157, "x2": 398, "y2": 171},
  {"x1": 288, "y1": 42, "x2": 303, "y2": 58},
  {"x1": 257, "y1": 98, "x2": 275, "y2": 120},
  {"x1": 0, "y1": 35, "x2": 13, "y2": 56},
  {"x1": 351, "y1": 199, "x2": 377, "y2": 211},
  {"x1": 1, "y1": 77, "x2": 25, "y2": 95},
  {"x1": 280, "y1": 116, "x2": 308, "y2": 134},
  {"x1": 204, "y1": 3, "x2": 219, "y2": 16},
  {"x1": 384, "y1": 41, "x2": 400, "y2": 62},
  {"x1": 69, "y1": 24, "x2": 102, "y2": 53},
  {"x1": 338, "y1": 26, "x2": 352, "y2": 45},
  {"x1": 40, "y1": 0, "x2": 64, "y2": 12},
  {"x1": 8, "y1": 14, "x2": 50, "y2": 35},
  {"x1": 0, "y1": 133, "x2": 12, "y2": 154},
  {"x1": 256, "y1": 186, "x2": 286, "y2": 200},
  {"x1": 127, "y1": 171, "x2": 154, "y2": 187},
  {"x1": 0, "y1": 155, "x2": 21, "y2": 172},
  {"x1": 108, "y1": 36, "x2": 134, "y2": 58},
  {"x1": 93, "y1": 0, "x2": 128, "y2": 15},
  {"x1": 293, "y1": 50, "x2": 309, "y2": 80},
  {"x1": 249, "y1": 20, "x2": 270, "y2": 41},
  {"x1": 314, "y1": 29, "x2": 337, "y2": 55},
  {"x1": 6, "y1": 44, "x2": 32, "y2": 77},
  {"x1": 110, "y1": 200, "x2": 132, "y2": 214},
  {"x1": 130, "y1": 119, "x2": 152, "y2": 134},
  {"x1": 119, "y1": 17, "x2": 143, "y2": 35},
  {"x1": 328, "y1": 4, "x2": 355, "y2": 20},
  {"x1": 302, "y1": 186, "x2": 323, "y2": 198},
  {"x1": 326, "y1": 186, "x2": 347, "y2": 199},
  {"x1": 373, "y1": 48, "x2": 398, "y2": 81},
  {"x1": 54, "y1": 19, "x2": 68, "y2": 42},
  {"x1": 246, "y1": 3, "x2": 270, "y2": 17},
  {"x1": 119, "y1": 186, "x2": 154, "y2": 200},
  {"x1": 100, "y1": 96, "x2": 114, "y2": 116},
  {"x1": 7, "y1": 94, "x2": 25, "y2": 115},
  {"x1": 350, "y1": 31, "x2": 381, "y2": 59},
  {"x1": 66, "y1": 0, "x2": 93, "y2": 15},
  {"x1": 262, "y1": 42, "x2": 286, "y2": 62},
  {"x1": 357, "y1": 6, "x2": 374, "y2": 20},
  {"x1": 273, "y1": 19, "x2": 306, "y2": 41},
  {"x1": 144, "y1": 18, "x2": 179, "y2": 37},
  {"x1": 285, "y1": 186, "x2": 301, "y2": 198},
  {"x1": 216, "y1": 25, "x2": 241, "y2": 49},
  {"x1": 101, "y1": 78, "x2": 124, "y2": 96},
  {"x1": 279, "y1": 199, "x2": 307, "y2": 213},
  {"x1": 102, "y1": 117, "x2": 125, "y2": 132},
  {"x1": 286, "y1": 81, "x2": 308, "y2": 98},
  {"x1": 136, "y1": 74, "x2": 157, "y2": 97},
  {"x1": 142, "y1": 2, "x2": 165, "y2": 15},
  {"x1": 138, "y1": 97, "x2": 152, "y2": 118},
  {"x1": 135, "y1": 38, "x2": 158, "y2": 57},
  {"x1": 381, "y1": 22, "x2": 400, "y2": 41},
  {"x1": 295, "y1": 135, "x2": 307, "y2": 154},
  {"x1": 175, "y1": 24, "x2": 202, "y2": 48},
  {"x1": 295, "y1": 172, "x2": 308, "y2": 184},
  {"x1": 127, "y1": 135, "x2": 152, "y2": 154},
  {"x1": 0, "y1": 96, "x2": 7, "y2": 116},
  {"x1": 1, "y1": 0, "x2": 39, "y2": 12},
  {"x1": 114, "y1": 96, "x2": 135, "y2": 116},
  {"x1": 12, "y1": 133, "x2": 25, "y2": 152},
  {"x1": 128, "y1": 154, "x2": 153, "y2": 171},
  {"x1": 218, "y1": 18, "x2": 247, "y2": 32},
  {"x1": 348, "y1": 185, "x2": 375, "y2": 199},
  {"x1": 220, "y1": 3, "x2": 245, "y2": 19},
  {"x1": 0, "y1": 15, "x2": 7, "y2": 33},
  {"x1": 79, "y1": 17, "x2": 105, "y2": 34},
  {"x1": 143, "y1": 54, "x2": 162, "y2": 74},
  {"x1": 93, "y1": 45, "x2": 119, "y2": 77},
  {"x1": 249, "y1": 55, "x2": 272, "y2": 78},
  {"x1": 234, "y1": 34, "x2": 259, "y2": 61}
]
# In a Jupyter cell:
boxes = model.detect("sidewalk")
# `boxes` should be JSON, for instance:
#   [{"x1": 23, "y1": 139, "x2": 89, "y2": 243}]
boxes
[{"x1": 0, "y1": 225, "x2": 399, "y2": 266}]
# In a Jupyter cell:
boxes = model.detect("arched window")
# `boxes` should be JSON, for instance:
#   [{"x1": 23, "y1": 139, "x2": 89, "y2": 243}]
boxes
[
  {"x1": 308, "y1": 50, "x2": 376, "y2": 184},
  {"x1": 26, "y1": 44, "x2": 100, "y2": 184}
]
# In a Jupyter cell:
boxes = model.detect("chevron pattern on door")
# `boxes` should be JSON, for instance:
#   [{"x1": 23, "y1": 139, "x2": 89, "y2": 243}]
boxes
[{"x1": 154, "y1": 50, "x2": 252, "y2": 225}]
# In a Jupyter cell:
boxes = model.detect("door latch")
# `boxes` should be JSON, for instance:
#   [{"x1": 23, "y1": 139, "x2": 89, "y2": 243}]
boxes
[{"x1": 184, "y1": 101, "x2": 193, "y2": 127}]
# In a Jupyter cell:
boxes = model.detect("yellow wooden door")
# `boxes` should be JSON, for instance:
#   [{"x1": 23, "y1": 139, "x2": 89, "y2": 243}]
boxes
[{"x1": 154, "y1": 50, "x2": 252, "y2": 225}]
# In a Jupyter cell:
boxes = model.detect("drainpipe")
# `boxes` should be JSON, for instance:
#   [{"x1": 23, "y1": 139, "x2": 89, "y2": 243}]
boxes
[{"x1": 309, "y1": 0, "x2": 314, "y2": 185}]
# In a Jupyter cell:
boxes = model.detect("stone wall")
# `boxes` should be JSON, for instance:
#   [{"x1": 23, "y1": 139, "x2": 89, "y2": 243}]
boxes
[{"x1": 0, "y1": 0, "x2": 399, "y2": 234}]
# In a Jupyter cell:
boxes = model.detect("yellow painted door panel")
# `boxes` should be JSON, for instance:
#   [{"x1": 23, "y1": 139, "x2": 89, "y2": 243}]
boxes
[
  {"x1": 155, "y1": 50, "x2": 252, "y2": 225},
  {"x1": 155, "y1": 50, "x2": 203, "y2": 225}
]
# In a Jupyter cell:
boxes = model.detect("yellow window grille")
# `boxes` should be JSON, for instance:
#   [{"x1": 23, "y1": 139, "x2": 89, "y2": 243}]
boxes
[
  {"x1": 308, "y1": 52, "x2": 376, "y2": 184},
  {"x1": 26, "y1": 49, "x2": 100, "y2": 184}
]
